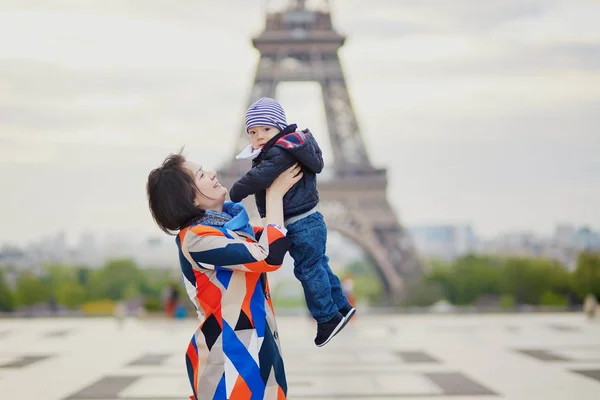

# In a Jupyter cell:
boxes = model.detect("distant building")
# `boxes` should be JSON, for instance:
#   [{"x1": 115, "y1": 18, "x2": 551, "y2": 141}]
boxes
[
  {"x1": 572, "y1": 226, "x2": 600, "y2": 251},
  {"x1": 408, "y1": 225, "x2": 478, "y2": 261},
  {"x1": 408, "y1": 223, "x2": 600, "y2": 269},
  {"x1": 2, "y1": 224, "x2": 597, "y2": 272},
  {"x1": 0, "y1": 245, "x2": 27, "y2": 268},
  {"x1": 480, "y1": 224, "x2": 600, "y2": 270}
]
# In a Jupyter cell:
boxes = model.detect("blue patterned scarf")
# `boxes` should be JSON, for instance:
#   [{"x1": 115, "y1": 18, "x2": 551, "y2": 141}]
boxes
[{"x1": 195, "y1": 202, "x2": 255, "y2": 238}]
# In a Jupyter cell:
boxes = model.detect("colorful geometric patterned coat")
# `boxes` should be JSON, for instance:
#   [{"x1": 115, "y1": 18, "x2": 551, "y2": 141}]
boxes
[{"x1": 176, "y1": 206, "x2": 290, "y2": 400}]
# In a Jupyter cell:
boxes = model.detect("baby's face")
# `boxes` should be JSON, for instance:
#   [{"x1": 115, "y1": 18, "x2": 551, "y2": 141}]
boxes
[{"x1": 248, "y1": 126, "x2": 280, "y2": 149}]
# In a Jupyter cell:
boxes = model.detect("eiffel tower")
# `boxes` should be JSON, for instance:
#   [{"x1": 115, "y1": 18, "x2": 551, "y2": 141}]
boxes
[{"x1": 218, "y1": 0, "x2": 425, "y2": 303}]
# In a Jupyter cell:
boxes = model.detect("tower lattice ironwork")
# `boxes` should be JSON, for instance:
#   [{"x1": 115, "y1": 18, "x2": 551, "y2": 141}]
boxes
[{"x1": 218, "y1": 0, "x2": 425, "y2": 302}]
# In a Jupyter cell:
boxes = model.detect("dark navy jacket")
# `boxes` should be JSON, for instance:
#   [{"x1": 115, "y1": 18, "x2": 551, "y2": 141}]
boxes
[{"x1": 229, "y1": 124, "x2": 323, "y2": 220}]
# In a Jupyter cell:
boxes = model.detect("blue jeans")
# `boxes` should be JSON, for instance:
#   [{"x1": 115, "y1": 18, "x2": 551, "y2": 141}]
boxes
[{"x1": 286, "y1": 211, "x2": 351, "y2": 323}]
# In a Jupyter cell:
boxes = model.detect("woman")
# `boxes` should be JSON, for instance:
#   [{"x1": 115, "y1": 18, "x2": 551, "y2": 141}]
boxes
[{"x1": 146, "y1": 151, "x2": 302, "y2": 400}]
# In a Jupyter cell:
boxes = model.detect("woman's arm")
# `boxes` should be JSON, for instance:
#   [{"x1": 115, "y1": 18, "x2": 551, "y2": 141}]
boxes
[
  {"x1": 181, "y1": 163, "x2": 303, "y2": 273},
  {"x1": 180, "y1": 223, "x2": 289, "y2": 272}
]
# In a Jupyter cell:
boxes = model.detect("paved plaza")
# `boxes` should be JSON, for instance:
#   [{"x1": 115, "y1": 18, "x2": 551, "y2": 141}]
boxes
[{"x1": 1, "y1": 313, "x2": 599, "y2": 399}]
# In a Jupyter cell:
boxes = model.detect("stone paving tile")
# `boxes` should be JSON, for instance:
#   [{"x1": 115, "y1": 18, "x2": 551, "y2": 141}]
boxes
[
  {"x1": 66, "y1": 376, "x2": 139, "y2": 399},
  {"x1": 516, "y1": 346, "x2": 600, "y2": 363},
  {"x1": 0, "y1": 314, "x2": 599, "y2": 400},
  {"x1": 0, "y1": 355, "x2": 52, "y2": 369},
  {"x1": 572, "y1": 370, "x2": 600, "y2": 384},
  {"x1": 126, "y1": 353, "x2": 171, "y2": 367},
  {"x1": 426, "y1": 372, "x2": 497, "y2": 396},
  {"x1": 516, "y1": 349, "x2": 571, "y2": 362},
  {"x1": 397, "y1": 351, "x2": 441, "y2": 364}
]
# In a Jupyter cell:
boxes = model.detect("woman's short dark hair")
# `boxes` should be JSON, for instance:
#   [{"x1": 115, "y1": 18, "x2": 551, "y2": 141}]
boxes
[{"x1": 147, "y1": 150, "x2": 205, "y2": 234}]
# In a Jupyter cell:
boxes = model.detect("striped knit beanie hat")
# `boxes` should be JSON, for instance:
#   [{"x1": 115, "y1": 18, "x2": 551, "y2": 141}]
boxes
[{"x1": 245, "y1": 97, "x2": 287, "y2": 133}]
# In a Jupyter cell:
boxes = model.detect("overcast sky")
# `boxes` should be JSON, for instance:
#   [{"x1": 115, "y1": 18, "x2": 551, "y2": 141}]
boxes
[{"x1": 0, "y1": 0, "x2": 599, "y2": 245}]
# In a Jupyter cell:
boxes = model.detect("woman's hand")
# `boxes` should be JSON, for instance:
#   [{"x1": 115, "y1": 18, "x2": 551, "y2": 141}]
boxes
[
  {"x1": 267, "y1": 163, "x2": 303, "y2": 198},
  {"x1": 265, "y1": 163, "x2": 303, "y2": 227}
]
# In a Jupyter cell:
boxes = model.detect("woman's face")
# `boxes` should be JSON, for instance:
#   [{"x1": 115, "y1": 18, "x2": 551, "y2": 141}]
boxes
[{"x1": 183, "y1": 161, "x2": 227, "y2": 209}]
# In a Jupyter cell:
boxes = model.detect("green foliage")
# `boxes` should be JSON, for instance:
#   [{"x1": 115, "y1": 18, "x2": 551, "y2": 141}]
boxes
[
  {"x1": 55, "y1": 281, "x2": 86, "y2": 309},
  {"x1": 502, "y1": 257, "x2": 571, "y2": 304},
  {"x1": 407, "y1": 254, "x2": 580, "y2": 307},
  {"x1": 143, "y1": 296, "x2": 163, "y2": 312},
  {"x1": 123, "y1": 283, "x2": 141, "y2": 300},
  {"x1": 573, "y1": 252, "x2": 600, "y2": 300},
  {"x1": 0, "y1": 268, "x2": 15, "y2": 312},
  {"x1": 270, "y1": 259, "x2": 386, "y2": 308},
  {"x1": 341, "y1": 258, "x2": 385, "y2": 305},
  {"x1": 500, "y1": 294, "x2": 515, "y2": 310},
  {"x1": 41, "y1": 264, "x2": 86, "y2": 308},
  {"x1": 43, "y1": 264, "x2": 78, "y2": 285},
  {"x1": 345, "y1": 253, "x2": 587, "y2": 308},
  {"x1": 76, "y1": 267, "x2": 91, "y2": 286},
  {"x1": 272, "y1": 296, "x2": 306, "y2": 309},
  {"x1": 426, "y1": 255, "x2": 503, "y2": 305},
  {"x1": 142, "y1": 268, "x2": 174, "y2": 298},
  {"x1": 3, "y1": 251, "x2": 596, "y2": 313},
  {"x1": 404, "y1": 280, "x2": 445, "y2": 307},
  {"x1": 15, "y1": 272, "x2": 50, "y2": 306},
  {"x1": 1, "y1": 259, "x2": 180, "y2": 313},
  {"x1": 87, "y1": 259, "x2": 147, "y2": 301},
  {"x1": 271, "y1": 279, "x2": 305, "y2": 309},
  {"x1": 539, "y1": 291, "x2": 568, "y2": 306},
  {"x1": 353, "y1": 275, "x2": 383, "y2": 304}
]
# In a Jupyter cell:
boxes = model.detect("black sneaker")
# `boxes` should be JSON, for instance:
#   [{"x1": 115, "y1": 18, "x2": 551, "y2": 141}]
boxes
[
  {"x1": 339, "y1": 304, "x2": 356, "y2": 321},
  {"x1": 315, "y1": 312, "x2": 345, "y2": 347}
]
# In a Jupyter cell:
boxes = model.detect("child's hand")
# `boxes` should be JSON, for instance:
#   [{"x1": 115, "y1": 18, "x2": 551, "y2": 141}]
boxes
[{"x1": 267, "y1": 163, "x2": 303, "y2": 197}]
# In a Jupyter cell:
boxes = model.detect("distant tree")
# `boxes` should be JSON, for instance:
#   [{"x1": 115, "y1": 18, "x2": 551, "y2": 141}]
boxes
[
  {"x1": 404, "y1": 280, "x2": 445, "y2": 307},
  {"x1": 15, "y1": 272, "x2": 50, "y2": 306},
  {"x1": 422, "y1": 254, "x2": 573, "y2": 306},
  {"x1": 43, "y1": 264, "x2": 77, "y2": 283},
  {"x1": 123, "y1": 282, "x2": 141, "y2": 300},
  {"x1": 140, "y1": 268, "x2": 173, "y2": 298},
  {"x1": 502, "y1": 257, "x2": 570, "y2": 305},
  {"x1": 0, "y1": 268, "x2": 15, "y2": 312},
  {"x1": 55, "y1": 281, "x2": 86, "y2": 309},
  {"x1": 87, "y1": 259, "x2": 147, "y2": 300},
  {"x1": 39, "y1": 264, "x2": 89, "y2": 308},
  {"x1": 500, "y1": 294, "x2": 515, "y2": 310},
  {"x1": 427, "y1": 255, "x2": 503, "y2": 305},
  {"x1": 76, "y1": 267, "x2": 91, "y2": 286},
  {"x1": 573, "y1": 252, "x2": 600, "y2": 300},
  {"x1": 340, "y1": 259, "x2": 384, "y2": 304},
  {"x1": 539, "y1": 291, "x2": 568, "y2": 306}
]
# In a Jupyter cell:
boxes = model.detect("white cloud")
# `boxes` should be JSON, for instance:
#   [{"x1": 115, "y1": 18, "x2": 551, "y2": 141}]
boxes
[
  {"x1": 350, "y1": 71, "x2": 600, "y2": 120},
  {"x1": 0, "y1": 9, "x2": 253, "y2": 70},
  {"x1": 491, "y1": 1, "x2": 600, "y2": 45},
  {"x1": 0, "y1": 0, "x2": 599, "y2": 243}
]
